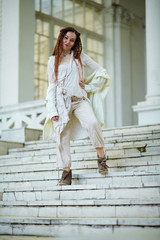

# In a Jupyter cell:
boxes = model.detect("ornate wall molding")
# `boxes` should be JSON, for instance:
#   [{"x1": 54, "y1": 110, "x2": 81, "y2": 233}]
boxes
[{"x1": 105, "y1": 3, "x2": 135, "y2": 26}]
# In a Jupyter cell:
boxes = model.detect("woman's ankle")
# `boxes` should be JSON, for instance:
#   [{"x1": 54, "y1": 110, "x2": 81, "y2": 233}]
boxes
[
  {"x1": 96, "y1": 147, "x2": 104, "y2": 158},
  {"x1": 63, "y1": 168, "x2": 70, "y2": 172}
]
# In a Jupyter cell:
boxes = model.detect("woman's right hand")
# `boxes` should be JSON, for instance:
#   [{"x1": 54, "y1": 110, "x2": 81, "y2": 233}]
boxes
[{"x1": 51, "y1": 116, "x2": 59, "y2": 122}]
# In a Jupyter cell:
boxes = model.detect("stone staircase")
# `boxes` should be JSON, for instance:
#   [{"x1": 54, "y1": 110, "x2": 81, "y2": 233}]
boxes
[{"x1": 0, "y1": 124, "x2": 160, "y2": 239}]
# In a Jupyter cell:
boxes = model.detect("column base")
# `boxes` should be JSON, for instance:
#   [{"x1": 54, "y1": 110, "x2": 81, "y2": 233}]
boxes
[{"x1": 133, "y1": 99, "x2": 160, "y2": 125}]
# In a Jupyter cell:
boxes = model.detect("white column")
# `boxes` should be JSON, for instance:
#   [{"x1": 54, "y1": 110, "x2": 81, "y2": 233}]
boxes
[
  {"x1": 19, "y1": 0, "x2": 35, "y2": 103},
  {"x1": 104, "y1": 3, "x2": 134, "y2": 127},
  {"x1": 0, "y1": 0, "x2": 35, "y2": 106},
  {"x1": 0, "y1": 0, "x2": 2, "y2": 94},
  {"x1": 1, "y1": 0, "x2": 19, "y2": 105},
  {"x1": 146, "y1": 0, "x2": 160, "y2": 101},
  {"x1": 133, "y1": 0, "x2": 160, "y2": 124}
]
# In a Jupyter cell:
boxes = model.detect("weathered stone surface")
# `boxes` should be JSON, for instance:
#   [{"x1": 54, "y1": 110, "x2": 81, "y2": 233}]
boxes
[
  {"x1": 0, "y1": 124, "x2": 160, "y2": 238},
  {"x1": 0, "y1": 140, "x2": 23, "y2": 155}
]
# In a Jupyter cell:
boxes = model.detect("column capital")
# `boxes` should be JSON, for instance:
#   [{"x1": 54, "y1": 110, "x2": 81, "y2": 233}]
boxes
[{"x1": 105, "y1": 3, "x2": 134, "y2": 26}]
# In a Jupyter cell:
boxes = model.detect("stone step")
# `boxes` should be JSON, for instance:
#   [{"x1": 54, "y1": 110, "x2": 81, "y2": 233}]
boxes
[
  {"x1": 0, "y1": 167, "x2": 160, "y2": 184},
  {"x1": 0, "y1": 161, "x2": 159, "y2": 180},
  {"x1": 18, "y1": 147, "x2": 156, "y2": 168},
  {"x1": 0, "y1": 163, "x2": 159, "y2": 183},
  {"x1": 0, "y1": 153, "x2": 160, "y2": 173},
  {"x1": 0, "y1": 150, "x2": 160, "y2": 176},
  {"x1": 2, "y1": 171, "x2": 160, "y2": 192},
  {"x1": 26, "y1": 123, "x2": 160, "y2": 141},
  {"x1": 21, "y1": 135, "x2": 160, "y2": 159},
  {"x1": 0, "y1": 235, "x2": 55, "y2": 240},
  {"x1": 0, "y1": 124, "x2": 158, "y2": 158},
  {"x1": 5, "y1": 145, "x2": 160, "y2": 162},
  {"x1": 102, "y1": 129, "x2": 160, "y2": 139},
  {"x1": 1, "y1": 146, "x2": 160, "y2": 165},
  {"x1": 1, "y1": 172, "x2": 160, "y2": 193},
  {"x1": 2, "y1": 184, "x2": 160, "y2": 202},
  {"x1": 0, "y1": 124, "x2": 160, "y2": 239},
  {"x1": 0, "y1": 199, "x2": 160, "y2": 218},
  {"x1": 76, "y1": 171, "x2": 160, "y2": 185},
  {"x1": 0, "y1": 140, "x2": 23, "y2": 156},
  {"x1": 0, "y1": 216, "x2": 160, "y2": 239},
  {"x1": 2, "y1": 165, "x2": 160, "y2": 184},
  {"x1": 0, "y1": 157, "x2": 159, "y2": 182},
  {"x1": 23, "y1": 124, "x2": 160, "y2": 146},
  {"x1": 7, "y1": 140, "x2": 160, "y2": 155},
  {"x1": 0, "y1": 145, "x2": 160, "y2": 166},
  {"x1": 8, "y1": 134, "x2": 160, "y2": 154},
  {"x1": 1, "y1": 198, "x2": 160, "y2": 206}
]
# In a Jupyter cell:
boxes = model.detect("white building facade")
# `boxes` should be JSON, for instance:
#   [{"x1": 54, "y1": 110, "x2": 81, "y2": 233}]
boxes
[{"x1": 0, "y1": 0, "x2": 159, "y2": 136}]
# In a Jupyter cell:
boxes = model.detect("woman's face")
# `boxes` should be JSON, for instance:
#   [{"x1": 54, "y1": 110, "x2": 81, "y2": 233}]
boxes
[{"x1": 62, "y1": 31, "x2": 77, "y2": 52}]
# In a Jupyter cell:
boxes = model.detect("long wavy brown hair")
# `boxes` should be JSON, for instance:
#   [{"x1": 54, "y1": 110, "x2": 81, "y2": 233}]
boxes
[{"x1": 52, "y1": 27, "x2": 83, "y2": 84}]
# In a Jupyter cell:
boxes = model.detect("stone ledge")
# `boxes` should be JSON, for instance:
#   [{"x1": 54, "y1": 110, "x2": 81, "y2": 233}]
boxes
[
  {"x1": 6, "y1": 147, "x2": 160, "y2": 159},
  {"x1": 0, "y1": 216, "x2": 160, "y2": 226},
  {"x1": 133, "y1": 100, "x2": 160, "y2": 125},
  {"x1": 1, "y1": 171, "x2": 160, "y2": 184},
  {"x1": 1, "y1": 128, "x2": 42, "y2": 143},
  {"x1": 2, "y1": 187, "x2": 160, "y2": 202},
  {"x1": 0, "y1": 225, "x2": 160, "y2": 240},
  {"x1": 0, "y1": 157, "x2": 160, "y2": 175},
  {"x1": 0, "y1": 199, "x2": 160, "y2": 207},
  {"x1": 0, "y1": 205, "x2": 159, "y2": 218},
  {"x1": 0, "y1": 235, "x2": 55, "y2": 240},
  {"x1": 9, "y1": 142, "x2": 159, "y2": 154},
  {"x1": 3, "y1": 173, "x2": 160, "y2": 192},
  {"x1": 0, "y1": 140, "x2": 23, "y2": 155},
  {"x1": 24, "y1": 133, "x2": 160, "y2": 147}
]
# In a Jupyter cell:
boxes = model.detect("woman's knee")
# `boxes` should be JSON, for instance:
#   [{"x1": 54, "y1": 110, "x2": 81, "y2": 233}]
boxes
[{"x1": 87, "y1": 119, "x2": 99, "y2": 131}]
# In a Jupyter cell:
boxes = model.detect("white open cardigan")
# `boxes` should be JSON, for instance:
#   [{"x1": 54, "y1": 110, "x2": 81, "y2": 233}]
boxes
[{"x1": 43, "y1": 53, "x2": 111, "y2": 144}]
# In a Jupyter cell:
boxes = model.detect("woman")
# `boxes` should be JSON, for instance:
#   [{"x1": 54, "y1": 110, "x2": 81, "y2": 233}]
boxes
[{"x1": 44, "y1": 27, "x2": 110, "y2": 185}]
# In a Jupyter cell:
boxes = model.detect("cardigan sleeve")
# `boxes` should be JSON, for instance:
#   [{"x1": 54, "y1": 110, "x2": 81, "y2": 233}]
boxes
[
  {"x1": 81, "y1": 52, "x2": 101, "y2": 71},
  {"x1": 46, "y1": 56, "x2": 58, "y2": 119},
  {"x1": 48, "y1": 56, "x2": 56, "y2": 84},
  {"x1": 81, "y1": 53, "x2": 110, "y2": 93}
]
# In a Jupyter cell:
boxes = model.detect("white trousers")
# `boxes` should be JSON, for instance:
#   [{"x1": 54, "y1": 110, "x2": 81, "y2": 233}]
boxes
[{"x1": 56, "y1": 98, "x2": 104, "y2": 168}]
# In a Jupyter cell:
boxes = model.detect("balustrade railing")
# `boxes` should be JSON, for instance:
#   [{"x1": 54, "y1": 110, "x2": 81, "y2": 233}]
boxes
[{"x1": 0, "y1": 100, "x2": 47, "y2": 136}]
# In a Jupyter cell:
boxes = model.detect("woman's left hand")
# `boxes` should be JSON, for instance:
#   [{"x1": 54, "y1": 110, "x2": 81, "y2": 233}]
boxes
[{"x1": 79, "y1": 80, "x2": 85, "y2": 89}]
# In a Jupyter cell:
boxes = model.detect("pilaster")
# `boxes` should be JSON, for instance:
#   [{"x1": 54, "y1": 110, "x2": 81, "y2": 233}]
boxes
[{"x1": 104, "y1": 3, "x2": 134, "y2": 127}]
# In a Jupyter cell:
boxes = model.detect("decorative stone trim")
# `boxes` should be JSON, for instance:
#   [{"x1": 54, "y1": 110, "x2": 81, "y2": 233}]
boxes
[
  {"x1": 105, "y1": 3, "x2": 135, "y2": 26},
  {"x1": 0, "y1": 99, "x2": 47, "y2": 135}
]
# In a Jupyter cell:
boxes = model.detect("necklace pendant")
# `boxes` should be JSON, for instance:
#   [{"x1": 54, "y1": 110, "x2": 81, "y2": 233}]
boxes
[{"x1": 63, "y1": 52, "x2": 70, "y2": 57}]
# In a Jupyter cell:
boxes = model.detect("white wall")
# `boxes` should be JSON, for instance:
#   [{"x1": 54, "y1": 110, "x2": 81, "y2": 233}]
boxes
[{"x1": 0, "y1": 0, "x2": 35, "y2": 106}]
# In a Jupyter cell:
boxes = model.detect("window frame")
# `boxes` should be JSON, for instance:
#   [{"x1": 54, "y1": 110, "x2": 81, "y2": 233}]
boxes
[{"x1": 34, "y1": 0, "x2": 105, "y2": 99}]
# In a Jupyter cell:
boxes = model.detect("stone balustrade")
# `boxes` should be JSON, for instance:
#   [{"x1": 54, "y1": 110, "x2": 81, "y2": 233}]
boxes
[{"x1": 0, "y1": 99, "x2": 46, "y2": 136}]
